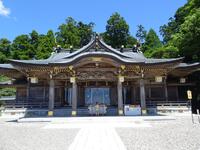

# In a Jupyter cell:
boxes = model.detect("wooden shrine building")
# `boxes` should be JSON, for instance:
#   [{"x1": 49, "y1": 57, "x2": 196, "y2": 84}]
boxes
[{"x1": 0, "y1": 35, "x2": 200, "y2": 116}]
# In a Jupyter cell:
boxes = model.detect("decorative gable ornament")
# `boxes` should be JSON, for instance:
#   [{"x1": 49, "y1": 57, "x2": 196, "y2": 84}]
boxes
[
  {"x1": 120, "y1": 65, "x2": 126, "y2": 70},
  {"x1": 92, "y1": 57, "x2": 102, "y2": 62}
]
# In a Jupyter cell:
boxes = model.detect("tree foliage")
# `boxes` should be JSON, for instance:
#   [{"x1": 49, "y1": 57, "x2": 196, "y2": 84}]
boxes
[
  {"x1": 160, "y1": 0, "x2": 200, "y2": 62},
  {"x1": 144, "y1": 45, "x2": 179, "y2": 58},
  {"x1": 0, "y1": 17, "x2": 94, "y2": 62},
  {"x1": 0, "y1": 38, "x2": 11, "y2": 63},
  {"x1": 0, "y1": 4, "x2": 199, "y2": 63},
  {"x1": 11, "y1": 34, "x2": 34, "y2": 60},
  {"x1": 56, "y1": 17, "x2": 81, "y2": 48},
  {"x1": 77, "y1": 22, "x2": 94, "y2": 47},
  {"x1": 136, "y1": 25, "x2": 146, "y2": 44},
  {"x1": 36, "y1": 30, "x2": 56, "y2": 59},
  {"x1": 126, "y1": 36, "x2": 137, "y2": 48},
  {"x1": 158, "y1": 0, "x2": 200, "y2": 110},
  {"x1": 56, "y1": 17, "x2": 94, "y2": 48},
  {"x1": 142, "y1": 29, "x2": 162, "y2": 53},
  {"x1": 102, "y1": 12, "x2": 130, "y2": 48},
  {"x1": 171, "y1": 9, "x2": 200, "y2": 62}
]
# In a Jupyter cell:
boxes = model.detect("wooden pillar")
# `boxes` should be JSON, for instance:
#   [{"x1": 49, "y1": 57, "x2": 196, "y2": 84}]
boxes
[
  {"x1": 43, "y1": 86, "x2": 46, "y2": 103},
  {"x1": 140, "y1": 78, "x2": 146, "y2": 115},
  {"x1": 26, "y1": 79, "x2": 30, "y2": 102},
  {"x1": 176, "y1": 86, "x2": 179, "y2": 102},
  {"x1": 64, "y1": 81, "x2": 68, "y2": 106},
  {"x1": 131, "y1": 85, "x2": 134, "y2": 105},
  {"x1": 71, "y1": 77, "x2": 77, "y2": 116},
  {"x1": 48, "y1": 79, "x2": 55, "y2": 116},
  {"x1": 164, "y1": 77, "x2": 168, "y2": 102},
  {"x1": 117, "y1": 77, "x2": 124, "y2": 115}
]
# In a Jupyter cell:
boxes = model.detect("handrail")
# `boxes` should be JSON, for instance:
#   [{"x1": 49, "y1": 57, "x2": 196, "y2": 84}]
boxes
[
  {"x1": 3, "y1": 100, "x2": 189, "y2": 109},
  {"x1": 0, "y1": 96, "x2": 16, "y2": 100},
  {"x1": 146, "y1": 101, "x2": 188, "y2": 107}
]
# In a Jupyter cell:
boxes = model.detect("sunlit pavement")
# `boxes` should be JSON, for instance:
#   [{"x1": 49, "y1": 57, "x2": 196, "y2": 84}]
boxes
[
  {"x1": 42, "y1": 117, "x2": 152, "y2": 150},
  {"x1": 0, "y1": 113, "x2": 200, "y2": 150}
]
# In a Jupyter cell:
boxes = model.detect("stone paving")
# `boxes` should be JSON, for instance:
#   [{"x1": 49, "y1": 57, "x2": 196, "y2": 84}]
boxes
[
  {"x1": 43, "y1": 117, "x2": 152, "y2": 150},
  {"x1": 0, "y1": 118, "x2": 79, "y2": 150},
  {"x1": 0, "y1": 113, "x2": 200, "y2": 150},
  {"x1": 117, "y1": 115, "x2": 200, "y2": 150},
  {"x1": 69, "y1": 127, "x2": 126, "y2": 150}
]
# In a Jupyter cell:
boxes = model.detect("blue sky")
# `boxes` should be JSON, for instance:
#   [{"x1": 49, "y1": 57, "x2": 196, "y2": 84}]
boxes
[{"x1": 0, "y1": 0, "x2": 187, "y2": 41}]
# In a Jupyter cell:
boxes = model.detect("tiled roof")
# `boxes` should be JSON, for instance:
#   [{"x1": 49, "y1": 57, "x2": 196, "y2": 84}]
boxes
[
  {"x1": 8, "y1": 36, "x2": 184, "y2": 66},
  {"x1": 0, "y1": 64, "x2": 14, "y2": 69},
  {"x1": 175, "y1": 62, "x2": 200, "y2": 68}
]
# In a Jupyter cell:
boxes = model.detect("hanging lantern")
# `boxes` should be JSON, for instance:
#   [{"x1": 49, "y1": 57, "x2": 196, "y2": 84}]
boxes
[
  {"x1": 187, "y1": 90, "x2": 192, "y2": 100},
  {"x1": 180, "y1": 78, "x2": 186, "y2": 83},
  {"x1": 155, "y1": 76, "x2": 163, "y2": 83},
  {"x1": 119, "y1": 76, "x2": 124, "y2": 82},
  {"x1": 70, "y1": 77, "x2": 76, "y2": 83},
  {"x1": 30, "y1": 77, "x2": 38, "y2": 83}
]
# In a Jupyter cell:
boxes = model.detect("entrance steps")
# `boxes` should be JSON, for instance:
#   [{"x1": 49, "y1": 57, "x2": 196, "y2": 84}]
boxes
[{"x1": 0, "y1": 107, "x2": 118, "y2": 117}]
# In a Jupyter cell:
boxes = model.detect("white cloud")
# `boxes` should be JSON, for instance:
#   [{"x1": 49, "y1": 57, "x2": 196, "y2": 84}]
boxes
[{"x1": 0, "y1": 0, "x2": 10, "y2": 17}]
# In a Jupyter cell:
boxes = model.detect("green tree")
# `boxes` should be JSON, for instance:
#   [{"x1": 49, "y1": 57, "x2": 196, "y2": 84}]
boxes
[
  {"x1": 103, "y1": 12, "x2": 129, "y2": 48},
  {"x1": 11, "y1": 35, "x2": 34, "y2": 60},
  {"x1": 36, "y1": 30, "x2": 56, "y2": 59},
  {"x1": 145, "y1": 45, "x2": 179, "y2": 58},
  {"x1": 172, "y1": 9, "x2": 200, "y2": 62},
  {"x1": 46, "y1": 30, "x2": 56, "y2": 47},
  {"x1": 77, "y1": 22, "x2": 94, "y2": 47},
  {"x1": 56, "y1": 17, "x2": 80, "y2": 48},
  {"x1": 143, "y1": 29, "x2": 162, "y2": 52},
  {"x1": 0, "y1": 38, "x2": 11, "y2": 63},
  {"x1": 160, "y1": 0, "x2": 200, "y2": 62},
  {"x1": 126, "y1": 36, "x2": 137, "y2": 48},
  {"x1": 136, "y1": 25, "x2": 147, "y2": 43},
  {"x1": 56, "y1": 17, "x2": 94, "y2": 48},
  {"x1": 160, "y1": 17, "x2": 178, "y2": 44},
  {"x1": 30, "y1": 30, "x2": 39, "y2": 50}
]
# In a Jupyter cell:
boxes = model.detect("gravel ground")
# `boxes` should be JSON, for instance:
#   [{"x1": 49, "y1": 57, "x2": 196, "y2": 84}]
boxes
[
  {"x1": 0, "y1": 115, "x2": 200, "y2": 150},
  {"x1": 0, "y1": 119, "x2": 79, "y2": 150},
  {"x1": 117, "y1": 116, "x2": 200, "y2": 150}
]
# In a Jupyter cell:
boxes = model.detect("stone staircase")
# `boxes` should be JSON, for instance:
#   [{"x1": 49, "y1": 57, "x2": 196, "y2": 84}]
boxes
[{"x1": 0, "y1": 107, "x2": 118, "y2": 117}]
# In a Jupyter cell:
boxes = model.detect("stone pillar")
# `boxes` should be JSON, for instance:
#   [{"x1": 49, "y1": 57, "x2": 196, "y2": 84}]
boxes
[
  {"x1": 48, "y1": 79, "x2": 55, "y2": 116},
  {"x1": 71, "y1": 77, "x2": 77, "y2": 116},
  {"x1": 140, "y1": 78, "x2": 146, "y2": 115},
  {"x1": 117, "y1": 77, "x2": 124, "y2": 115}
]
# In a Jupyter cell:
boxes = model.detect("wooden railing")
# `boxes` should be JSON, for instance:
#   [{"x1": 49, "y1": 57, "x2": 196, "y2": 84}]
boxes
[
  {"x1": 2, "y1": 99, "x2": 189, "y2": 109},
  {"x1": 146, "y1": 101, "x2": 189, "y2": 107},
  {"x1": 3, "y1": 102, "x2": 65, "y2": 109}
]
